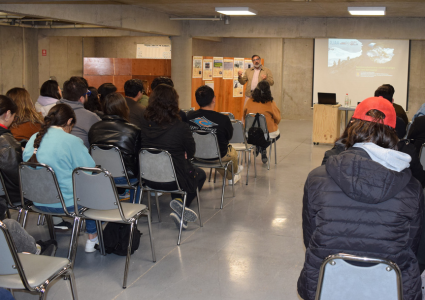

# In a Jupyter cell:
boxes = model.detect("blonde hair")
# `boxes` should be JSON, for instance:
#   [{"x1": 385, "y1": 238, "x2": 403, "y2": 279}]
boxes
[{"x1": 6, "y1": 88, "x2": 44, "y2": 128}]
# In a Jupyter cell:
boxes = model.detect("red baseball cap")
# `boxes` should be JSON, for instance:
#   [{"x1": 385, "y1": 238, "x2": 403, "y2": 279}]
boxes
[{"x1": 352, "y1": 96, "x2": 396, "y2": 129}]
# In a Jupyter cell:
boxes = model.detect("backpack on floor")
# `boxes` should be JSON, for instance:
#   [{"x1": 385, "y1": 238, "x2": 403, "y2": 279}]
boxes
[
  {"x1": 247, "y1": 113, "x2": 270, "y2": 148},
  {"x1": 101, "y1": 222, "x2": 141, "y2": 256}
]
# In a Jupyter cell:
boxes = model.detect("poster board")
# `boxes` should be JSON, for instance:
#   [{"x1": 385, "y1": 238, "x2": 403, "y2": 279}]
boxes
[{"x1": 191, "y1": 56, "x2": 264, "y2": 120}]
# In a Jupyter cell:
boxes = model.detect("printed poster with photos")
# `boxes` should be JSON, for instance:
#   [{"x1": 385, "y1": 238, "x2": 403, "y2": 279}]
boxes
[
  {"x1": 203, "y1": 59, "x2": 213, "y2": 80},
  {"x1": 233, "y1": 58, "x2": 244, "y2": 78},
  {"x1": 244, "y1": 59, "x2": 253, "y2": 71},
  {"x1": 223, "y1": 59, "x2": 234, "y2": 79},
  {"x1": 192, "y1": 56, "x2": 203, "y2": 78},
  {"x1": 213, "y1": 57, "x2": 224, "y2": 77},
  {"x1": 205, "y1": 81, "x2": 214, "y2": 91},
  {"x1": 233, "y1": 78, "x2": 243, "y2": 97}
]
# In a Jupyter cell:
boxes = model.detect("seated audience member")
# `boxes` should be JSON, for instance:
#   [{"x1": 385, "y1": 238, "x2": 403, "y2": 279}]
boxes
[
  {"x1": 298, "y1": 97, "x2": 423, "y2": 300},
  {"x1": 407, "y1": 115, "x2": 425, "y2": 155},
  {"x1": 0, "y1": 288, "x2": 15, "y2": 300},
  {"x1": 150, "y1": 77, "x2": 188, "y2": 122},
  {"x1": 0, "y1": 95, "x2": 21, "y2": 218},
  {"x1": 58, "y1": 76, "x2": 101, "y2": 149},
  {"x1": 1, "y1": 219, "x2": 57, "y2": 256},
  {"x1": 84, "y1": 86, "x2": 103, "y2": 117},
  {"x1": 140, "y1": 84, "x2": 206, "y2": 228},
  {"x1": 97, "y1": 82, "x2": 117, "y2": 109},
  {"x1": 187, "y1": 85, "x2": 240, "y2": 182},
  {"x1": 35, "y1": 79, "x2": 62, "y2": 116},
  {"x1": 124, "y1": 79, "x2": 147, "y2": 129},
  {"x1": 375, "y1": 84, "x2": 408, "y2": 126},
  {"x1": 23, "y1": 104, "x2": 98, "y2": 253},
  {"x1": 6, "y1": 88, "x2": 43, "y2": 141},
  {"x1": 243, "y1": 81, "x2": 281, "y2": 163},
  {"x1": 136, "y1": 83, "x2": 149, "y2": 108},
  {"x1": 88, "y1": 92, "x2": 141, "y2": 201}
]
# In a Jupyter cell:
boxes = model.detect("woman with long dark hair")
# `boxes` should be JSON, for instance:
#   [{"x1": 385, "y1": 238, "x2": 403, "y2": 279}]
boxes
[
  {"x1": 84, "y1": 86, "x2": 103, "y2": 117},
  {"x1": 88, "y1": 92, "x2": 141, "y2": 200},
  {"x1": 298, "y1": 97, "x2": 423, "y2": 300},
  {"x1": 243, "y1": 80, "x2": 281, "y2": 163},
  {"x1": 23, "y1": 104, "x2": 99, "y2": 253},
  {"x1": 140, "y1": 84, "x2": 206, "y2": 229}
]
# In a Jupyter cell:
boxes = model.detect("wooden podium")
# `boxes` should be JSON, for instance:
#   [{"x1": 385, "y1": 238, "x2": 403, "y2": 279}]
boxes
[{"x1": 312, "y1": 104, "x2": 341, "y2": 145}]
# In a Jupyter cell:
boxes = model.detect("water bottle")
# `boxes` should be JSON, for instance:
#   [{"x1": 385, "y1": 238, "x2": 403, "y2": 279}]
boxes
[{"x1": 345, "y1": 93, "x2": 349, "y2": 107}]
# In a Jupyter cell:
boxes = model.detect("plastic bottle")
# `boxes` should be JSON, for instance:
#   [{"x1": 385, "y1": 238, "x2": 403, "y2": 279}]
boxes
[{"x1": 345, "y1": 93, "x2": 349, "y2": 107}]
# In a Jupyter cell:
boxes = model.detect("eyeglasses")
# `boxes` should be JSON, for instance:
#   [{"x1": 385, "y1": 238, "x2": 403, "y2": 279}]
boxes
[
  {"x1": 85, "y1": 90, "x2": 91, "y2": 97},
  {"x1": 252, "y1": 58, "x2": 261, "y2": 61}
]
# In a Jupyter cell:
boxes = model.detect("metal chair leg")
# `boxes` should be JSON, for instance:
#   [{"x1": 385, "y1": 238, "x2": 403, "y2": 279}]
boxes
[
  {"x1": 17, "y1": 208, "x2": 22, "y2": 223},
  {"x1": 214, "y1": 169, "x2": 217, "y2": 183},
  {"x1": 95, "y1": 220, "x2": 105, "y2": 256},
  {"x1": 67, "y1": 268, "x2": 79, "y2": 300},
  {"x1": 246, "y1": 151, "x2": 251, "y2": 185},
  {"x1": 177, "y1": 194, "x2": 187, "y2": 245},
  {"x1": 254, "y1": 149, "x2": 257, "y2": 178},
  {"x1": 196, "y1": 188, "x2": 203, "y2": 227},
  {"x1": 45, "y1": 214, "x2": 56, "y2": 240},
  {"x1": 155, "y1": 192, "x2": 161, "y2": 222},
  {"x1": 231, "y1": 162, "x2": 235, "y2": 197},
  {"x1": 274, "y1": 139, "x2": 277, "y2": 164},
  {"x1": 146, "y1": 211, "x2": 156, "y2": 262},
  {"x1": 268, "y1": 143, "x2": 272, "y2": 170},
  {"x1": 68, "y1": 217, "x2": 81, "y2": 269},
  {"x1": 208, "y1": 168, "x2": 212, "y2": 182},
  {"x1": 123, "y1": 222, "x2": 135, "y2": 288},
  {"x1": 220, "y1": 168, "x2": 227, "y2": 209},
  {"x1": 37, "y1": 213, "x2": 42, "y2": 225},
  {"x1": 21, "y1": 209, "x2": 29, "y2": 228},
  {"x1": 41, "y1": 214, "x2": 46, "y2": 225},
  {"x1": 147, "y1": 192, "x2": 152, "y2": 218},
  {"x1": 39, "y1": 288, "x2": 47, "y2": 300}
]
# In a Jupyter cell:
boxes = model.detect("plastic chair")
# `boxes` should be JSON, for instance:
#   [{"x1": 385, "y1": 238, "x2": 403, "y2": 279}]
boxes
[
  {"x1": 420, "y1": 144, "x2": 425, "y2": 170},
  {"x1": 404, "y1": 120, "x2": 413, "y2": 139},
  {"x1": 19, "y1": 162, "x2": 75, "y2": 241},
  {"x1": 315, "y1": 253, "x2": 402, "y2": 300},
  {"x1": 90, "y1": 144, "x2": 139, "y2": 203},
  {"x1": 0, "y1": 171, "x2": 25, "y2": 222},
  {"x1": 245, "y1": 113, "x2": 278, "y2": 170},
  {"x1": 191, "y1": 131, "x2": 235, "y2": 209},
  {"x1": 138, "y1": 148, "x2": 202, "y2": 245},
  {"x1": 0, "y1": 220, "x2": 78, "y2": 300},
  {"x1": 220, "y1": 112, "x2": 235, "y2": 120},
  {"x1": 71, "y1": 167, "x2": 156, "y2": 289},
  {"x1": 229, "y1": 120, "x2": 257, "y2": 185}
]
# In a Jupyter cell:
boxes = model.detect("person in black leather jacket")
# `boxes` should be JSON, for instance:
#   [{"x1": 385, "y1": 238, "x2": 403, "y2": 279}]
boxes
[
  {"x1": 88, "y1": 92, "x2": 141, "y2": 200},
  {"x1": 0, "y1": 95, "x2": 21, "y2": 219}
]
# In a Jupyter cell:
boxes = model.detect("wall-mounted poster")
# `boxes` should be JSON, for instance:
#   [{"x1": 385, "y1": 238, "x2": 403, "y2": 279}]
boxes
[
  {"x1": 203, "y1": 59, "x2": 213, "y2": 80},
  {"x1": 205, "y1": 81, "x2": 214, "y2": 91},
  {"x1": 244, "y1": 59, "x2": 253, "y2": 70},
  {"x1": 136, "y1": 44, "x2": 171, "y2": 59},
  {"x1": 192, "y1": 56, "x2": 203, "y2": 78},
  {"x1": 213, "y1": 57, "x2": 223, "y2": 77},
  {"x1": 233, "y1": 58, "x2": 244, "y2": 78},
  {"x1": 223, "y1": 59, "x2": 234, "y2": 79},
  {"x1": 233, "y1": 78, "x2": 243, "y2": 97}
]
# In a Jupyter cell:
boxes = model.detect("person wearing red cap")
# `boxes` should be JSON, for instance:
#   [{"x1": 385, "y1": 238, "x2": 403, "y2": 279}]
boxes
[{"x1": 298, "y1": 97, "x2": 423, "y2": 300}]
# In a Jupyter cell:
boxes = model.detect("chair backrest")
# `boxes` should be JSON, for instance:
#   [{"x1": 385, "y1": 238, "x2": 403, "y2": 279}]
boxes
[
  {"x1": 0, "y1": 221, "x2": 19, "y2": 276},
  {"x1": 181, "y1": 108, "x2": 194, "y2": 115},
  {"x1": 229, "y1": 120, "x2": 248, "y2": 145},
  {"x1": 315, "y1": 253, "x2": 402, "y2": 300},
  {"x1": 244, "y1": 113, "x2": 269, "y2": 135},
  {"x1": 0, "y1": 171, "x2": 12, "y2": 206},
  {"x1": 19, "y1": 162, "x2": 67, "y2": 208},
  {"x1": 220, "y1": 112, "x2": 235, "y2": 120},
  {"x1": 72, "y1": 167, "x2": 121, "y2": 212},
  {"x1": 420, "y1": 144, "x2": 425, "y2": 170},
  {"x1": 90, "y1": 144, "x2": 128, "y2": 179},
  {"x1": 139, "y1": 148, "x2": 180, "y2": 188},
  {"x1": 192, "y1": 131, "x2": 222, "y2": 161}
]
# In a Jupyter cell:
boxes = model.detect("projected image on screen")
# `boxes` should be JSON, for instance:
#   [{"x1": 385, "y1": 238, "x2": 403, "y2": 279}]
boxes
[{"x1": 313, "y1": 38, "x2": 410, "y2": 109}]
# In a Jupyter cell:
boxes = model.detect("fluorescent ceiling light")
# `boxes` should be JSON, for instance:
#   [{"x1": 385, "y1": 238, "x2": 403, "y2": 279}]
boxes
[
  {"x1": 348, "y1": 7, "x2": 386, "y2": 16},
  {"x1": 215, "y1": 7, "x2": 257, "y2": 16}
]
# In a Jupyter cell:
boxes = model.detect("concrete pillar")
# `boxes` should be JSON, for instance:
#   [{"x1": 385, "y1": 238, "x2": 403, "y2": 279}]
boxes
[{"x1": 171, "y1": 22, "x2": 192, "y2": 109}]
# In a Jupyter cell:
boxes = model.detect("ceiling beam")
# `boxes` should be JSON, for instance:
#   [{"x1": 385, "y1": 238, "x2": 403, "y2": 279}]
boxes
[{"x1": 0, "y1": 3, "x2": 181, "y2": 36}]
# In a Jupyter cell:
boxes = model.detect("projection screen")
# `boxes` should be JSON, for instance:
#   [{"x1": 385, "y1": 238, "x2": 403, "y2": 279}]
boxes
[{"x1": 312, "y1": 38, "x2": 410, "y2": 110}]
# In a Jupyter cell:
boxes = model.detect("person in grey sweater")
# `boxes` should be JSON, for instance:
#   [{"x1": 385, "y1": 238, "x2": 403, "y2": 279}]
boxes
[{"x1": 58, "y1": 77, "x2": 100, "y2": 148}]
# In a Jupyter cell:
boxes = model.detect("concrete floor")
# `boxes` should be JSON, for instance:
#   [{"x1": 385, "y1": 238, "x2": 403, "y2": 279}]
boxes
[{"x1": 10, "y1": 119, "x2": 331, "y2": 300}]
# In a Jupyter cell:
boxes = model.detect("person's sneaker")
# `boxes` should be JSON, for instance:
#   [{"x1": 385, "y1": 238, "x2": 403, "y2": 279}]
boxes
[
  {"x1": 119, "y1": 190, "x2": 130, "y2": 201},
  {"x1": 236, "y1": 165, "x2": 244, "y2": 174},
  {"x1": 169, "y1": 212, "x2": 187, "y2": 230},
  {"x1": 261, "y1": 149, "x2": 268, "y2": 164},
  {"x1": 151, "y1": 192, "x2": 163, "y2": 197},
  {"x1": 170, "y1": 199, "x2": 198, "y2": 222},
  {"x1": 227, "y1": 173, "x2": 241, "y2": 185},
  {"x1": 36, "y1": 239, "x2": 58, "y2": 256},
  {"x1": 85, "y1": 238, "x2": 99, "y2": 253},
  {"x1": 54, "y1": 220, "x2": 72, "y2": 231}
]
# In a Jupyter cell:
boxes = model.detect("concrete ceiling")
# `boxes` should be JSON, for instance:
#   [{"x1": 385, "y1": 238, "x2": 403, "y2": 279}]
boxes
[{"x1": 0, "y1": 0, "x2": 424, "y2": 18}]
